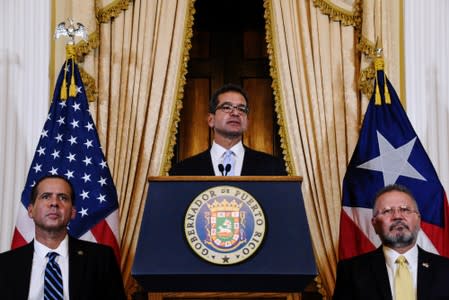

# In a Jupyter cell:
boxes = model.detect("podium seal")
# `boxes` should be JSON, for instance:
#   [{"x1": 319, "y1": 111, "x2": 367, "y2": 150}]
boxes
[{"x1": 184, "y1": 185, "x2": 266, "y2": 265}]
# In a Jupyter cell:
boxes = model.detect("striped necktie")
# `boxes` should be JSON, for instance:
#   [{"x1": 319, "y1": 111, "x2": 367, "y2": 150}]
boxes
[
  {"x1": 45, "y1": 251, "x2": 64, "y2": 300},
  {"x1": 395, "y1": 255, "x2": 415, "y2": 300}
]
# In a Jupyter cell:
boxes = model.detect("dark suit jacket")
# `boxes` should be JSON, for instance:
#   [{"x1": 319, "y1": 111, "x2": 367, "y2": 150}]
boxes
[
  {"x1": 333, "y1": 246, "x2": 449, "y2": 300},
  {"x1": 169, "y1": 146, "x2": 287, "y2": 176},
  {"x1": 0, "y1": 236, "x2": 126, "y2": 300}
]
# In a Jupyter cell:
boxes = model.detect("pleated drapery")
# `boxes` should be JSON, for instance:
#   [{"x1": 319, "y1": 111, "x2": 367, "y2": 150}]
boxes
[
  {"x1": 265, "y1": 0, "x2": 401, "y2": 296},
  {"x1": 52, "y1": 0, "x2": 194, "y2": 294}
]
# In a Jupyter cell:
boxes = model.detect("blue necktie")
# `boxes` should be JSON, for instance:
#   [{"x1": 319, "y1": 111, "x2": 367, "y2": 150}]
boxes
[
  {"x1": 44, "y1": 252, "x2": 64, "y2": 300},
  {"x1": 222, "y1": 150, "x2": 235, "y2": 176}
]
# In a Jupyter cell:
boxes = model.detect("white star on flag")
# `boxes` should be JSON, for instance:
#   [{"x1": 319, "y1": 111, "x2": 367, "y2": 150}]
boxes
[
  {"x1": 66, "y1": 153, "x2": 76, "y2": 162},
  {"x1": 72, "y1": 102, "x2": 81, "y2": 111},
  {"x1": 83, "y1": 156, "x2": 92, "y2": 166},
  {"x1": 41, "y1": 130, "x2": 48, "y2": 138},
  {"x1": 71, "y1": 119, "x2": 80, "y2": 128},
  {"x1": 85, "y1": 122, "x2": 94, "y2": 131},
  {"x1": 49, "y1": 167, "x2": 58, "y2": 175},
  {"x1": 37, "y1": 147, "x2": 46, "y2": 156},
  {"x1": 33, "y1": 163, "x2": 42, "y2": 173},
  {"x1": 97, "y1": 194, "x2": 107, "y2": 203},
  {"x1": 51, "y1": 150, "x2": 60, "y2": 159},
  {"x1": 84, "y1": 139, "x2": 93, "y2": 148},
  {"x1": 55, "y1": 134, "x2": 63, "y2": 143},
  {"x1": 98, "y1": 177, "x2": 107, "y2": 186},
  {"x1": 357, "y1": 131, "x2": 426, "y2": 185},
  {"x1": 79, "y1": 207, "x2": 89, "y2": 217},
  {"x1": 80, "y1": 190, "x2": 90, "y2": 200},
  {"x1": 65, "y1": 170, "x2": 74, "y2": 179},
  {"x1": 68, "y1": 136, "x2": 77, "y2": 145},
  {"x1": 57, "y1": 117, "x2": 65, "y2": 126}
]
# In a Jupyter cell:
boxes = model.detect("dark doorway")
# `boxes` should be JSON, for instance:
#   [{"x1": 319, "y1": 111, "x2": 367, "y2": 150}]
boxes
[{"x1": 173, "y1": 0, "x2": 282, "y2": 163}]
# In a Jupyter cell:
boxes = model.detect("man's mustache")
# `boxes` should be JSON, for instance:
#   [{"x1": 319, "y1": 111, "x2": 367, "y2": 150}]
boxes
[{"x1": 389, "y1": 220, "x2": 409, "y2": 231}]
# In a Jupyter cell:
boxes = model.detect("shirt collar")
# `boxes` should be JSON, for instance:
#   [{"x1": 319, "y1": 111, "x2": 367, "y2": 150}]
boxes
[
  {"x1": 211, "y1": 140, "x2": 245, "y2": 157},
  {"x1": 383, "y1": 244, "x2": 418, "y2": 268},
  {"x1": 34, "y1": 234, "x2": 69, "y2": 259}
]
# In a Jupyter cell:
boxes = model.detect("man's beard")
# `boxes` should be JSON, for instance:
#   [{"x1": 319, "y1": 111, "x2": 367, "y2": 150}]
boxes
[{"x1": 381, "y1": 220, "x2": 418, "y2": 248}]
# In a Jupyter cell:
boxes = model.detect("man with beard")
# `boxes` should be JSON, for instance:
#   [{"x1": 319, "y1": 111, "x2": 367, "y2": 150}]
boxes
[
  {"x1": 169, "y1": 83, "x2": 287, "y2": 176},
  {"x1": 333, "y1": 184, "x2": 449, "y2": 300}
]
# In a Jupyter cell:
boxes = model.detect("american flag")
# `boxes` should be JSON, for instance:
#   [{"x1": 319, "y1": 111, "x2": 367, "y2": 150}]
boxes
[
  {"x1": 338, "y1": 62, "x2": 449, "y2": 260},
  {"x1": 11, "y1": 56, "x2": 120, "y2": 260}
]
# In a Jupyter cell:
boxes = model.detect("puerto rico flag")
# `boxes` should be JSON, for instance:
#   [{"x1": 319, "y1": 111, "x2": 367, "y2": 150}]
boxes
[
  {"x1": 338, "y1": 65, "x2": 449, "y2": 260},
  {"x1": 11, "y1": 53, "x2": 121, "y2": 261}
]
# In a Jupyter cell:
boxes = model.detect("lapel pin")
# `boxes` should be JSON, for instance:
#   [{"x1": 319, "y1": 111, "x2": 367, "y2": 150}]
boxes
[
  {"x1": 422, "y1": 262, "x2": 429, "y2": 268},
  {"x1": 77, "y1": 250, "x2": 84, "y2": 256}
]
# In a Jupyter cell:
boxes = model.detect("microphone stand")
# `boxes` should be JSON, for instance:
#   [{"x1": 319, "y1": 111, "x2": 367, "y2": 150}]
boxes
[
  {"x1": 224, "y1": 164, "x2": 231, "y2": 176},
  {"x1": 218, "y1": 164, "x2": 225, "y2": 176}
]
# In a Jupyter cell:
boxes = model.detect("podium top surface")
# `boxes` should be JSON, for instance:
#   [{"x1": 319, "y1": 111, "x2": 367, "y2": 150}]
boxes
[{"x1": 149, "y1": 175, "x2": 303, "y2": 182}]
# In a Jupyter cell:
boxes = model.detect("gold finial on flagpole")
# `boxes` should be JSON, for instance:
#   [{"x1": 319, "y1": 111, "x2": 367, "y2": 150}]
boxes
[
  {"x1": 54, "y1": 19, "x2": 88, "y2": 100},
  {"x1": 373, "y1": 37, "x2": 391, "y2": 105}
]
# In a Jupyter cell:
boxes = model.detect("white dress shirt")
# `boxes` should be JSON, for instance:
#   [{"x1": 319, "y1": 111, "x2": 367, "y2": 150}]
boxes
[
  {"x1": 383, "y1": 244, "x2": 418, "y2": 300},
  {"x1": 210, "y1": 141, "x2": 245, "y2": 176},
  {"x1": 28, "y1": 235, "x2": 70, "y2": 300}
]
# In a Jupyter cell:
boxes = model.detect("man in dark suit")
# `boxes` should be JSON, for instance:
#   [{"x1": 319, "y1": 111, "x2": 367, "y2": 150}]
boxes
[
  {"x1": 169, "y1": 83, "x2": 287, "y2": 176},
  {"x1": 333, "y1": 184, "x2": 449, "y2": 300},
  {"x1": 0, "y1": 175, "x2": 126, "y2": 300}
]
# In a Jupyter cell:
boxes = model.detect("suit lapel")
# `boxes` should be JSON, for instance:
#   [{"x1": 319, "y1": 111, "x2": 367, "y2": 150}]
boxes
[
  {"x1": 417, "y1": 247, "x2": 433, "y2": 300},
  {"x1": 241, "y1": 146, "x2": 254, "y2": 175},
  {"x1": 16, "y1": 243, "x2": 34, "y2": 299},
  {"x1": 68, "y1": 237, "x2": 86, "y2": 300},
  {"x1": 202, "y1": 150, "x2": 215, "y2": 175},
  {"x1": 370, "y1": 248, "x2": 394, "y2": 300}
]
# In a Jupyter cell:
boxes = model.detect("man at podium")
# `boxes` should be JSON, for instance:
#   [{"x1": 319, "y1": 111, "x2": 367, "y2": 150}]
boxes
[{"x1": 169, "y1": 83, "x2": 287, "y2": 176}]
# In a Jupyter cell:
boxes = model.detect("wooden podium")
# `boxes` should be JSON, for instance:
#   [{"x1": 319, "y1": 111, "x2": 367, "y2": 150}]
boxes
[{"x1": 132, "y1": 176, "x2": 317, "y2": 300}]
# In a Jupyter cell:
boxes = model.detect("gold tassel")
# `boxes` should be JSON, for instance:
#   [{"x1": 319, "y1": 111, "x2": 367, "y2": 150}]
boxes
[
  {"x1": 60, "y1": 61, "x2": 68, "y2": 100},
  {"x1": 383, "y1": 72, "x2": 391, "y2": 104},
  {"x1": 60, "y1": 45, "x2": 77, "y2": 100},
  {"x1": 374, "y1": 58, "x2": 383, "y2": 105},
  {"x1": 69, "y1": 59, "x2": 76, "y2": 97},
  {"x1": 375, "y1": 79, "x2": 381, "y2": 105},
  {"x1": 373, "y1": 55, "x2": 391, "y2": 105}
]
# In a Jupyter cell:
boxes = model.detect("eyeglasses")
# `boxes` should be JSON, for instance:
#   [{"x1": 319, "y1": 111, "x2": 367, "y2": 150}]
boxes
[
  {"x1": 374, "y1": 206, "x2": 419, "y2": 217},
  {"x1": 215, "y1": 103, "x2": 249, "y2": 114}
]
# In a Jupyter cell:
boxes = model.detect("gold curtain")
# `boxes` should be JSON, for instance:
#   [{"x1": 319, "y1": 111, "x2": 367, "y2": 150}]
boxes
[
  {"x1": 53, "y1": 0, "x2": 401, "y2": 298},
  {"x1": 53, "y1": 0, "x2": 195, "y2": 296},
  {"x1": 265, "y1": 0, "x2": 402, "y2": 298}
]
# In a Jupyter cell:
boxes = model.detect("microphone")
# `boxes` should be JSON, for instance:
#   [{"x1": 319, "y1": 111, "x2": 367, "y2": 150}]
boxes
[
  {"x1": 224, "y1": 164, "x2": 231, "y2": 176},
  {"x1": 218, "y1": 164, "x2": 225, "y2": 176}
]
